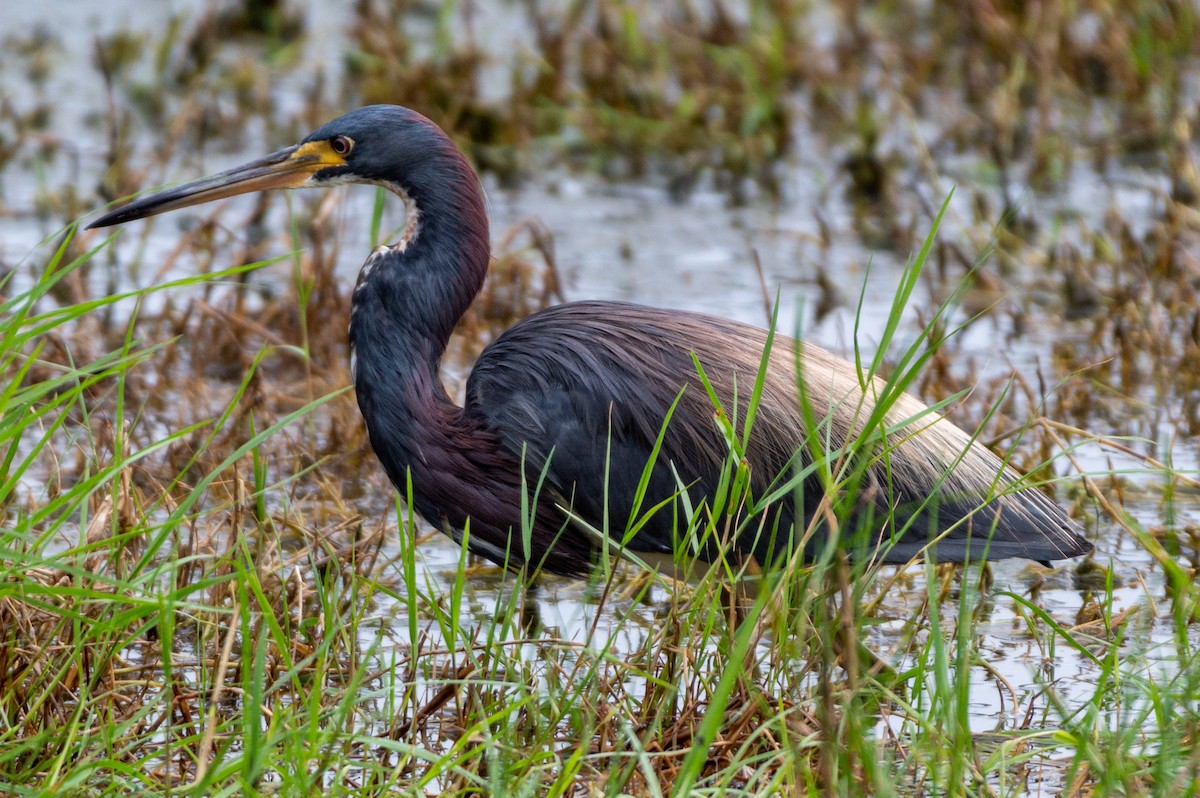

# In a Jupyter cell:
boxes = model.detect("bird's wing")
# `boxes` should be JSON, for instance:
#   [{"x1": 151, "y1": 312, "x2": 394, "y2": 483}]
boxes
[{"x1": 465, "y1": 301, "x2": 1090, "y2": 568}]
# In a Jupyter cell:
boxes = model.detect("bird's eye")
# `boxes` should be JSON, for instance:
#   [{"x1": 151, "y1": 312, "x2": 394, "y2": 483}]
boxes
[{"x1": 330, "y1": 135, "x2": 353, "y2": 156}]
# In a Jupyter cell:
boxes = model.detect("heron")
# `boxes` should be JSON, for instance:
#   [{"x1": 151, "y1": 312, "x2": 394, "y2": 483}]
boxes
[{"x1": 88, "y1": 105, "x2": 1092, "y2": 579}]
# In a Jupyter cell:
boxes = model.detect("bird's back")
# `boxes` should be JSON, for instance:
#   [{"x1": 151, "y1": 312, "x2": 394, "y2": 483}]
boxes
[{"x1": 465, "y1": 301, "x2": 1092, "y2": 571}]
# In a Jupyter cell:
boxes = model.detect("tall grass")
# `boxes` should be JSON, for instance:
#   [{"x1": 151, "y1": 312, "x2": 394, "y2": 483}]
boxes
[{"x1": 0, "y1": 215, "x2": 1197, "y2": 797}]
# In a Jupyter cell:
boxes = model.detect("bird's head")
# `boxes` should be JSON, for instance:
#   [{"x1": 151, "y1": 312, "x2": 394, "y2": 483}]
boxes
[{"x1": 88, "y1": 105, "x2": 461, "y2": 230}]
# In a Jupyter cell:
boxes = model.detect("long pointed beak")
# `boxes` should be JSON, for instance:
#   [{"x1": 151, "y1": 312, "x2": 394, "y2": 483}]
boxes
[{"x1": 88, "y1": 142, "x2": 341, "y2": 229}]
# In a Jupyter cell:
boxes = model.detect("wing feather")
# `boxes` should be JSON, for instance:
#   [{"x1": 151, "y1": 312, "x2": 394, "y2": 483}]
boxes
[{"x1": 465, "y1": 301, "x2": 1091, "y2": 567}]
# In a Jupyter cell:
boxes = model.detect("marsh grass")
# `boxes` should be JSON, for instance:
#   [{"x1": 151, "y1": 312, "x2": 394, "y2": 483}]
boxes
[{"x1": 3, "y1": 207, "x2": 1197, "y2": 797}]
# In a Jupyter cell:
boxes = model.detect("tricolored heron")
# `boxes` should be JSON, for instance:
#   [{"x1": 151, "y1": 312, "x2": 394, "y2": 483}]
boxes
[{"x1": 88, "y1": 105, "x2": 1092, "y2": 578}]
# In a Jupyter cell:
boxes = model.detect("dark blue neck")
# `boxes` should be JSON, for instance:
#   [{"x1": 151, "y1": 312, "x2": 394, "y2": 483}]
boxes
[{"x1": 346, "y1": 145, "x2": 490, "y2": 512}]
